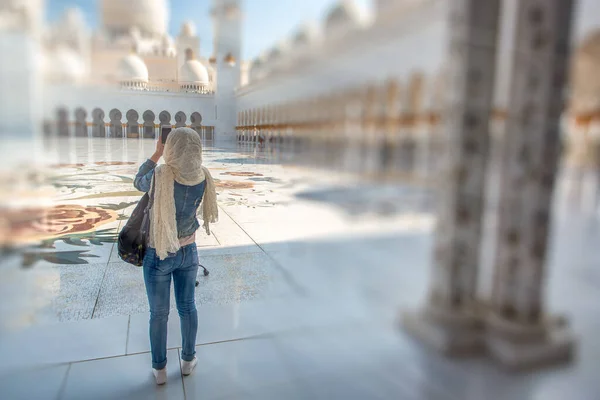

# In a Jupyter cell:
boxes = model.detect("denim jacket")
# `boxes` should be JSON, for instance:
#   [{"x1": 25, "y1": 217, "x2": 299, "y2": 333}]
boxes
[{"x1": 134, "y1": 159, "x2": 206, "y2": 238}]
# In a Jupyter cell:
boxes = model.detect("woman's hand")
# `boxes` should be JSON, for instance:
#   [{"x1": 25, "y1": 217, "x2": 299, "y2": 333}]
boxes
[{"x1": 150, "y1": 139, "x2": 164, "y2": 163}]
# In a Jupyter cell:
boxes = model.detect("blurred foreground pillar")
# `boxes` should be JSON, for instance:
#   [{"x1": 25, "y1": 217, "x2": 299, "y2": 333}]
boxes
[
  {"x1": 486, "y1": 0, "x2": 577, "y2": 369},
  {"x1": 402, "y1": 0, "x2": 501, "y2": 355}
]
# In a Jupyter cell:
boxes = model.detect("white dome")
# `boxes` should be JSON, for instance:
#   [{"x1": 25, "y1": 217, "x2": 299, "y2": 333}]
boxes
[
  {"x1": 250, "y1": 53, "x2": 269, "y2": 81},
  {"x1": 251, "y1": 58, "x2": 264, "y2": 69},
  {"x1": 180, "y1": 21, "x2": 196, "y2": 37},
  {"x1": 293, "y1": 22, "x2": 320, "y2": 46},
  {"x1": 51, "y1": 7, "x2": 88, "y2": 43},
  {"x1": 268, "y1": 46, "x2": 283, "y2": 61},
  {"x1": 161, "y1": 34, "x2": 174, "y2": 48},
  {"x1": 62, "y1": 7, "x2": 86, "y2": 30},
  {"x1": 118, "y1": 54, "x2": 149, "y2": 83},
  {"x1": 179, "y1": 60, "x2": 209, "y2": 84},
  {"x1": 324, "y1": 0, "x2": 365, "y2": 33},
  {"x1": 45, "y1": 47, "x2": 86, "y2": 83},
  {"x1": 101, "y1": 0, "x2": 168, "y2": 37}
]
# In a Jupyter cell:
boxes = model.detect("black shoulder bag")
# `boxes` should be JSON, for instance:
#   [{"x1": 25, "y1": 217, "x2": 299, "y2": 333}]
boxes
[
  {"x1": 117, "y1": 182, "x2": 210, "y2": 279},
  {"x1": 118, "y1": 182, "x2": 155, "y2": 266}
]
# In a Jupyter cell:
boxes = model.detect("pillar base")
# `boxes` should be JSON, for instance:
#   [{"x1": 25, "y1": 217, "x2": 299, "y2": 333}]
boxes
[
  {"x1": 486, "y1": 313, "x2": 576, "y2": 370},
  {"x1": 401, "y1": 305, "x2": 485, "y2": 356}
]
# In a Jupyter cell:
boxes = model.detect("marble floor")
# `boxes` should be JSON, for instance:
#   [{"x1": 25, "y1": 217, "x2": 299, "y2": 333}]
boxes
[
  {"x1": 0, "y1": 137, "x2": 599, "y2": 399},
  {"x1": 0, "y1": 138, "x2": 438, "y2": 327}
]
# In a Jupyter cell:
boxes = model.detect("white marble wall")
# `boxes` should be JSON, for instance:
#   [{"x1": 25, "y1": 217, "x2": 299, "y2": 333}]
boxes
[
  {"x1": 0, "y1": 32, "x2": 43, "y2": 139},
  {"x1": 42, "y1": 85, "x2": 218, "y2": 135}
]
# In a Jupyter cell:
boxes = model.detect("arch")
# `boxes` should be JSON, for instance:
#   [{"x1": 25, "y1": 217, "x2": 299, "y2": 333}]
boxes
[
  {"x1": 109, "y1": 108, "x2": 123, "y2": 138},
  {"x1": 142, "y1": 110, "x2": 156, "y2": 139},
  {"x1": 175, "y1": 111, "x2": 187, "y2": 128},
  {"x1": 56, "y1": 107, "x2": 69, "y2": 137},
  {"x1": 126, "y1": 109, "x2": 140, "y2": 138},
  {"x1": 190, "y1": 112, "x2": 202, "y2": 126},
  {"x1": 74, "y1": 107, "x2": 87, "y2": 137},
  {"x1": 190, "y1": 112, "x2": 203, "y2": 137},
  {"x1": 185, "y1": 48, "x2": 194, "y2": 60},
  {"x1": 91, "y1": 108, "x2": 106, "y2": 137},
  {"x1": 159, "y1": 110, "x2": 171, "y2": 127}
]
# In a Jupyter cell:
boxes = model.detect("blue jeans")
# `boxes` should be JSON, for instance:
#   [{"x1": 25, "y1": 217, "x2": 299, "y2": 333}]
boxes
[{"x1": 143, "y1": 244, "x2": 199, "y2": 370}]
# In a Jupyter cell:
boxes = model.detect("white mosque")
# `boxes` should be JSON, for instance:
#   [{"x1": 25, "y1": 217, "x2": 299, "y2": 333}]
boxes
[
  {"x1": 0, "y1": 0, "x2": 599, "y2": 168},
  {"x1": 0, "y1": 0, "x2": 244, "y2": 143}
]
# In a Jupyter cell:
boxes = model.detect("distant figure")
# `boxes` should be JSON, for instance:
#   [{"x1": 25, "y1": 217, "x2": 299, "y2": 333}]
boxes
[{"x1": 133, "y1": 128, "x2": 218, "y2": 385}]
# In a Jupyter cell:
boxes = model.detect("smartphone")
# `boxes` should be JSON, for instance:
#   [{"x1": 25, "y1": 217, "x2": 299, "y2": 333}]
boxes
[{"x1": 161, "y1": 126, "x2": 172, "y2": 144}]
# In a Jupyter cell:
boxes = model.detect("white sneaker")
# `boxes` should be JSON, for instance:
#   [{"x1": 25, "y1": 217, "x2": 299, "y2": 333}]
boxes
[
  {"x1": 153, "y1": 367, "x2": 167, "y2": 385},
  {"x1": 181, "y1": 357, "x2": 197, "y2": 376}
]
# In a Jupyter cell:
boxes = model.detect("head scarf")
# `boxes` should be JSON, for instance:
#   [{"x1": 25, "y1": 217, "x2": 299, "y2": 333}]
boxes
[{"x1": 149, "y1": 127, "x2": 218, "y2": 260}]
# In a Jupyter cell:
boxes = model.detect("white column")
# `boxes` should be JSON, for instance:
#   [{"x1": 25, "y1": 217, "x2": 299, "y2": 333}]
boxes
[
  {"x1": 402, "y1": 0, "x2": 501, "y2": 355},
  {"x1": 0, "y1": 30, "x2": 43, "y2": 168},
  {"x1": 486, "y1": 0, "x2": 577, "y2": 369}
]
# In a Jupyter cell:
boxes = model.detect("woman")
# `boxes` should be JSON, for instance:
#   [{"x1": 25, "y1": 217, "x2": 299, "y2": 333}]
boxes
[{"x1": 134, "y1": 127, "x2": 218, "y2": 385}]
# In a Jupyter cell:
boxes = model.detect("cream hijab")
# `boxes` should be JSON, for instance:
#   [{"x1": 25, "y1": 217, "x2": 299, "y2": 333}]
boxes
[{"x1": 149, "y1": 127, "x2": 218, "y2": 260}]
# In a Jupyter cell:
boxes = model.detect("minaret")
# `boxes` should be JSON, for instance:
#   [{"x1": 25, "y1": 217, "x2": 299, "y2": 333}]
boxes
[
  {"x1": 176, "y1": 21, "x2": 200, "y2": 70},
  {"x1": 211, "y1": 0, "x2": 242, "y2": 143}
]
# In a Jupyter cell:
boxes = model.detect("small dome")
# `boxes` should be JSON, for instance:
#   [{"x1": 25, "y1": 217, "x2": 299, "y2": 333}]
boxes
[
  {"x1": 161, "y1": 34, "x2": 174, "y2": 48},
  {"x1": 45, "y1": 47, "x2": 86, "y2": 83},
  {"x1": 52, "y1": 7, "x2": 88, "y2": 41},
  {"x1": 266, "y1": 41, "x2": 289, "y2": 65},
  {"x1": 179, "y1": 59, "x2": 209, "y2": 84},
  {"x1": 255, "y1": 51, "x2": 269, "y2": 66},
  {"x1": 324, "y1": 0, "x2": 365, "y2": 33},
  {"x1": 250, "y1": 54, "x2": 268, "y2": 81},
  {"x1": 268, "y1": 47, "x2": 282, "y2": 61},
  {"x1": 293, "y1": 22, "x2": 319, "y2": 46},
  {"x1": 160, "y1": 35, "x2": 176, "y2": 57},
  {"x1": 62, "y1": 7, "x2": 86, "y2": 30},
  {"x1": 251, "y1": 57, "x2": 263, "y2": 69},
  {"x1": 180, "y1": 21, "x2": 196, "y2": 37},
  {"x1": 101, "y1": 0, "x2": 168, "y2": 37},
  {"x1": 118, "y1": 53, "x2": 149, "y2": 83}
]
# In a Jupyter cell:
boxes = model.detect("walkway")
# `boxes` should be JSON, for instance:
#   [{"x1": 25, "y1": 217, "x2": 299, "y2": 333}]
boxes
[{"x1": 0, "y1": 138, "x2": 599, "y2": 399}]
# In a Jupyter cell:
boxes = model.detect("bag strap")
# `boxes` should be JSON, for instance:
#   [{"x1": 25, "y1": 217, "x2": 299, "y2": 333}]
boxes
[
  {"x1": 146, "y1": 173, "x2": 156, "y2": 212},
  {"x1": 141, "y1": 173, "x2": 156, "y2": 238}
]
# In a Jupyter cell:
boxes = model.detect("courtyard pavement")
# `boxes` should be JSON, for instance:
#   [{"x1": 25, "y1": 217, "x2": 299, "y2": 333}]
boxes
[{"x1": 0, "y1": 138, "x2": 599, "y2": 399}]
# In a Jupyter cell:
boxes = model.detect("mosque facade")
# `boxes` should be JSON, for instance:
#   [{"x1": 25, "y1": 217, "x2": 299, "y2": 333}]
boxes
[
  {"x1": 0, "y1": 0, "x2": 245, "y2": 144},
  {"x1": 1, "y1": 0, "x2": 598, "y2": 162},
  {"x1": 237, "y1": 0, "x2": 600, "y2": 174}
]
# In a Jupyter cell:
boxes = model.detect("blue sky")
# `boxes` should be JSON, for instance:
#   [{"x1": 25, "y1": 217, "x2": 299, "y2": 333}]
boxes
[{"x1": 46, "y1": 0, "x2": 372, "y2": 60}]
